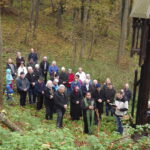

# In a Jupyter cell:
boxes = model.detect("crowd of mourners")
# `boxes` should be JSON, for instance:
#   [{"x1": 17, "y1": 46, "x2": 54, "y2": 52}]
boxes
[{"x1": 5, "y1": 48, "x2": 140, "y2": 135}]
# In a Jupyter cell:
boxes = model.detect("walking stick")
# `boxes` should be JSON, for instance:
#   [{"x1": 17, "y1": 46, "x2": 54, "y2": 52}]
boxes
[{"x1": 95, "y1": 109, "x2": 101, "y2": 136}]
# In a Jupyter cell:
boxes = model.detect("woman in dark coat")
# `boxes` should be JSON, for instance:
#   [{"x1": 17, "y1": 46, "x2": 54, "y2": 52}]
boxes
[
  {"x1": 70, "y1": 86, "x2": 83, "y2": 120},
  {"x1": 44, "y1": 80, "x2": 55, "y2": 120}
]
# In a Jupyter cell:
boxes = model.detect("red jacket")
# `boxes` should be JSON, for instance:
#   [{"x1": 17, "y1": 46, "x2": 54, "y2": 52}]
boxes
[{"x1": 67, "y1": 73, "x2": 75, "y2": 87}]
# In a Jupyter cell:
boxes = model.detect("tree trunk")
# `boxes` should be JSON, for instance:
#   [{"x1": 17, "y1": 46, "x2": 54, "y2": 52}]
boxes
[
  {"x1": 33, "y1": 0, "x2": 40, "y2": 38},
  {"x1": 50, "y1": 0, "x2": 55, "y2": 13},
  {"x1": 117, "y1": 0, "x2": 129, "y2": 64},
  {"x1": 0, "y1": 113, "x2": 23, "y2": 133},
  {"x1": 56, "y1": 1, "x2": 62, "y2": 28},
  {"x1": 0, "y1": 8, "x2": 3, "y2": 109}
]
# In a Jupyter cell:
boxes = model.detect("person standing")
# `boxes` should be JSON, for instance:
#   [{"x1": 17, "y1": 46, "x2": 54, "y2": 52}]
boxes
[
  {"x1": 59, "y1": 67, "x2": 68, "y2": 86},
  {"x1": 82, "y1": 92, "x2": 96, "y2": 134},
  {"x1": 93, "y1": 84, "x2": 104, "y2": 120},
  {"x1": 16, "y1": 52, "x2": 25, "y2": 68},
  {"x1": 40, "y1": 56, "x2": 49, "y2": 84},
  {"x1": 114, "y1": 92, "x2": 128, "y2": 135},
  {"x1": 76, "y1": 67, "x2": 86, "y2": 83},
  {"x1": 124, "y1": 83, "x2": 132, "y2": 102},
  {"x1": 17, "y1": 61, "x2": 27, "y2": 77},
  {"x1": 35, "y1": 77, "x2": 46, "y2": 110},
  {"x1": 54, "y1": 85, "x2": 68, "y2": 128},
  {"x1": 28, "y1": 48, "x2": 38, "y2": 63},
  {"x1": 49, "y1": 61, "x2": 59, "y2": 81},
  {"x1": 104, "y1": 83, "x2": 116, "y2": 116},
  {"x1": 6, "y1": 58, "x2": 17, "y2": 79},
  {"x1": 70, "y1": 86, "x2": 83, "y2": 120},
  {"x1": 34, "y1": 64, "x2": 42, "y2": 81},
  {"x1": 16, "y1": 72, "x2": 30, "y2": 106},
  {"x1": 66, "y1": 69, "x2": 75, "y2": 95},
  {"x1": 81, "y1": 79, "x2": 93, "y2": 97},
  {"x1": 71, "y1": 75, "x2": 82, "y2": 91},
  {"x1": 26, "y1": 67, "x2": 37, "y2": 104},
  {"x1": 44, "y1": 80, "x2": 55, "y2": 120},
  {"x1": 6, "y1": 69, "x2": 13, "y2": 89}
]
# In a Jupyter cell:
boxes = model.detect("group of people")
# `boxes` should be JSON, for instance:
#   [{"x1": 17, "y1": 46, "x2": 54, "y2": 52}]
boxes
[{"x1": 5, "y1": 48, "x2": 133, "y2": 135}]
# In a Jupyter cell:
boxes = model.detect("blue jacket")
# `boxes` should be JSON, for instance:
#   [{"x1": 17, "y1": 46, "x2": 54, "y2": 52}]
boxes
[
  {"x1": 71, "y1": 81, "x2": 81, "y2": 91},
  {"x1": 49, "y1": 65, "x2": 59, "y2": 76}
]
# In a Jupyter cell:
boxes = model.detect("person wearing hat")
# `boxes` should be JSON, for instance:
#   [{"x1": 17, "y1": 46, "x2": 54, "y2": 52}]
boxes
[
  {"x1": 16, "y1": 72, "x2": 30, "y2": 106},
  {"x1": 35, "y1": 77, "x2": 46, "y2": 110},
  {"x1": 92, "y1": 83, "x2": 105, "y2": 120}
]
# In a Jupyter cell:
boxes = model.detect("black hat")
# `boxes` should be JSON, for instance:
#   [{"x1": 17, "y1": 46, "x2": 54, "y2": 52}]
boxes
[{"x1": 20, "y1": 72, "x2": 25, "y2": 75}]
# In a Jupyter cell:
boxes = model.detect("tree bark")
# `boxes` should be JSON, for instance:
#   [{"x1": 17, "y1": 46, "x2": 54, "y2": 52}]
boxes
[
  {"x1": 117, "y1": 0, "x2": 129, "y2": 64},
  {"x1": 56, "y1": 1, "x2": 63, "y2": 28},
  {"x1": 0, "y1": 8, "x2": 3, "y2": 109},
  {"x1": 0, "y1": 112, "x2": 23, "y2": 133}
]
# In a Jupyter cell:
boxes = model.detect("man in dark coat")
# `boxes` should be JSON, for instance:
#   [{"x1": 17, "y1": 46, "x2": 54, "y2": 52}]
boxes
[
  {"x1": 28, "y1": 48, "x2": 38, "y2": 63},
  {"x1": 93, "y1": 84, "x2": 104, "y2": 120},
  {"x1": 124, "y1": 83, "x2": 132, "y2": 102},
  {"x1": 82, "y1": 92, "x2": 96, "y2": 134},
  {"x1": 35, "y1": 77, "x2": 46, "y2": 110},
  {"x1": 16, "y1": 72, "x2": 30, "y2": 106},
  {"x1": 59, "y1": 67, "x2": 68, "y2": 87},
  {"x1": 81, "y1": 79, "x2": 93, "y2": 97},
  {"x1": 34, "y1": 64, "x2": 42, "y2": 81},
  {"x1": 104, "y1": 83, "x2": 116, "y2": 116},
  {"x1": 70, "y1": 86, "x2": 83, "y2": 120},
  {"x1": 40, "y1": 56, "x2": 49, "y2": 84},
  {"x1": 44, "y1": 80, "x2": 55, "y2": 120},
  {"x1": 25, "y1": 67, "x2": 37, "y2": 104},
  {"x1": 54, "y1": 85, "x2": 68, "y2": 128}
]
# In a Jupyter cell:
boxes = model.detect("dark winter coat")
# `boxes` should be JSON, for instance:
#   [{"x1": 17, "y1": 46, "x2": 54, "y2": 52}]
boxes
[{"x1": 70, "y1": 90, "x2": 83, "y2": 119}]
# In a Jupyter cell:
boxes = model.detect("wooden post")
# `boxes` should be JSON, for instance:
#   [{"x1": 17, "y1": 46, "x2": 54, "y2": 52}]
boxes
[
  {"x1": 131, "y1": 69, "x2": 138, "y2": 118},
  {"x1": 136, "y1": 23, "x2": 150, "y2": 125}
]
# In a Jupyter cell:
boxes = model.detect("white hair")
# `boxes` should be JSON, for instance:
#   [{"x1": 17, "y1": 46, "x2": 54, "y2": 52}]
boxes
[
  {"x1": 61, "y1": 67, "x2": 65, "y2": 71},
  {"x1": 58, "y1": 84, "x2": 65, "y2": 90},
  {"x1": 54, "y1": 79, "x2": 59, "y2": 83},
  {"x1": 35, "y1": 64, "x2": 39, "y2": 68},
  {"x1": 46, "y1": 80, "x2": 53, "y2": 88},
  {"x1": 52, "y1": 61, "x2": 56, "y2": 65},
  {"x1": 43, "y1": 56, "x2": 47, "y2": 59},
  {"x1": 28, "y1": 66, "x2": 33, "y2": 70}
]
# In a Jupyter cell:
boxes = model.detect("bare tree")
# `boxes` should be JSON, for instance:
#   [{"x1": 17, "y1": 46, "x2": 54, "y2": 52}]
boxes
[{"x1": 117, "y1": 0, "x2": 129, "y2": 64}]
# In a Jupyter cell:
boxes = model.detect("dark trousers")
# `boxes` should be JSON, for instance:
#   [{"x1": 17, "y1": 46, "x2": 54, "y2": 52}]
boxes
[
  {"x1": 45, "y1": 105, "x2": 54, "y2": 120},
  {"x1": 106, "y1": 103, "x2": 113, "y2": 116},
  {"x1": 37, "y1": 94, "x2": 44, "y2": 110},
  {"x1": 19, "y1": 91, "x2": 27, "y2": 106},
  {"x1": 115, "y1": 116, "x2": 123, "y2": 134},
  {"x1": 28, "y1": 88, "x2": 36, "y2": 104},
  {"x1": 42, "y1": 72, "x2": 47, "y2": 84},
  {"x1": 56, "y1": 108, "x2": 66, "y2": 128}
]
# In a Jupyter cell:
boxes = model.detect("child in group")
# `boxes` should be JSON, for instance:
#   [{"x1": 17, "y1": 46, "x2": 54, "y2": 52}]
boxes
[
  {"x1": 5, "y1": 84, "x2": 14, "y2": 101},
  {"x1": 6, "y1": 69, "x2": 13, "y2": 89}
]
